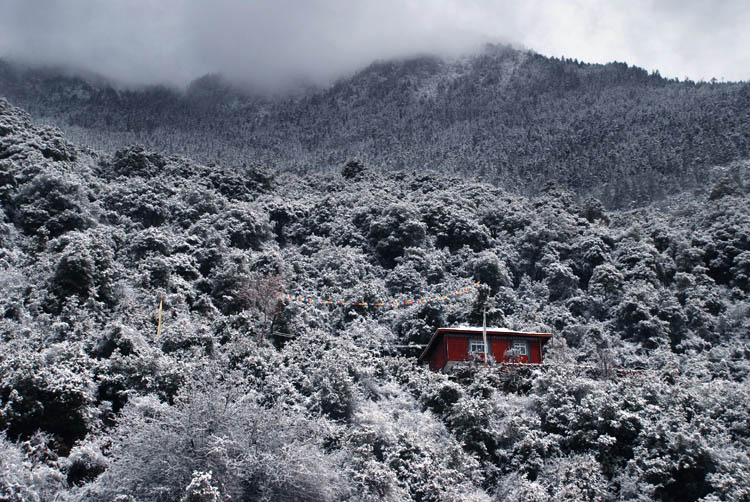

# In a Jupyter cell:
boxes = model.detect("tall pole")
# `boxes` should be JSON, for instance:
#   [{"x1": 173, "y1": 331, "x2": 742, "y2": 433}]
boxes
[
  {"x1": 482, "y1": 305, "x2": 488, "y2": 368},
  {"x1": 156, "y1": 294, "x2": 163, "y2": 339}
]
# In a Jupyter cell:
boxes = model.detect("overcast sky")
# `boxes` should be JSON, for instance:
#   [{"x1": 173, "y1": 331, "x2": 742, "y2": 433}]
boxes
[{"x1": 1, "y1": 0, "x2": 748, "y2": 88}]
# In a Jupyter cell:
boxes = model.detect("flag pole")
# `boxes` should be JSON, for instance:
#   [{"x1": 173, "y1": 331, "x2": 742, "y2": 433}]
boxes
[
  {"x1": 156, "y1": 294, "x2": 163, "y2": 339},
  {"x1": 482, "y1": 305, "x2": 488, "y2": 368}
]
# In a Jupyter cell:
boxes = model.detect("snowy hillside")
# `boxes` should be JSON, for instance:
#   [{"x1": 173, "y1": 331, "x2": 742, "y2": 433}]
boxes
[
  {"x1": 1, "y1": 98, "x2": 749, "y2": 501},
  {"x1": 2, "y1": 45, "x2": 750, "y2": 207}
]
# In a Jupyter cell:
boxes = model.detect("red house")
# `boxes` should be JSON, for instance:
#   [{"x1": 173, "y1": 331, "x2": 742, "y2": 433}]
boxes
[{"x1": 418, "y1": 327, "x2": 553, "y2": 372}]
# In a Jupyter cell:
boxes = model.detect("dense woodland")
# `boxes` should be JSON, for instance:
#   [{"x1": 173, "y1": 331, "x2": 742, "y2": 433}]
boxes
[
  {"x1": 1, "y1": 93, "x2": 749, "y2": 501},
  {"x1": 2, "y1": 44, "x2": 750, "y2": 207}
]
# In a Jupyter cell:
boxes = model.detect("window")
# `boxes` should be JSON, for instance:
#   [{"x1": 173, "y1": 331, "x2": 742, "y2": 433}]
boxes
[
  {"x1": 469, "y1": 340, "x2": 486, "y2": 354},
  {"x1": 512, "y1": 340, "x2": 528, "y2": 356}
]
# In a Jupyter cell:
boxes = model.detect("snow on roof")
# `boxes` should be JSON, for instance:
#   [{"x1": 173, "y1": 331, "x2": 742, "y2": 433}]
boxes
[
  {"x1": 439, "y1": 326, "x2": 550, "y2": 334},
  {"x1": 444, "y1": 326, "x2": 512, "y2": 332}
]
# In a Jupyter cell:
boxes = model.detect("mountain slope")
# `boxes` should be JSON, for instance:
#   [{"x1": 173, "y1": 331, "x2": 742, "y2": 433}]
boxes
[
  {"x1": 1, "y1": 98, "x2": 749, "y2": 500},
  {"x1": 2, "y1": 45, "x2": 749, "y2": 207}
]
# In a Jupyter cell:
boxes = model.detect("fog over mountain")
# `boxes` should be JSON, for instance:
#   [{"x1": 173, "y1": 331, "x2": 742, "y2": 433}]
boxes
[
  {"x1": 1, "y1": 0, "x2": 750, "y2": 88},
  {"x1": 2, "y1": 45, "x2": 749, "y2": 208}
]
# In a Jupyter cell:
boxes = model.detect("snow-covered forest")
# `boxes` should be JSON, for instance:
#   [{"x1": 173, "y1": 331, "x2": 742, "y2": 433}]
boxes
[
  {"x1": 2, "y1": 45, "x2": 750, "y2": 208},
  {"x1": 1, "y1": 92, "x2": 749, "y2": 501}
]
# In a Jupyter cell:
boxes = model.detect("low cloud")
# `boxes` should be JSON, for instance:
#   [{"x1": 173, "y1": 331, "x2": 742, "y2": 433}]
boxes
[{"x1": 0, "y1": 0, "x2": 748, "y2": 88}]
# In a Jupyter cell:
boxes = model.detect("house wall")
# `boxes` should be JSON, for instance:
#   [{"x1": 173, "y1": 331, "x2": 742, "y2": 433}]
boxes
[
  {"x1": 529, "y1": 339, "x2": 543, "y2": 364},
  {"x1": 488, "y1": 336, "x2": 537, "y2": 363},
  {"x1": 427, "y1": 332, "x2": 549, "y2": 370},
  {"x1": 430, "y1": 336, "x2": 448, "y2": 371},
  {"x1": 491, "y1": 337, "x2": 510, "y2": 362},
  {"x1": 446, "y1": 335, "x2": 468, "y2": 362}
]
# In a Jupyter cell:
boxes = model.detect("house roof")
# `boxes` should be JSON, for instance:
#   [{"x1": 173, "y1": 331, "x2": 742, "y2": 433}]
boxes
[{"x1": 418, "y1": 327, "x2": 553, "y2": 362}]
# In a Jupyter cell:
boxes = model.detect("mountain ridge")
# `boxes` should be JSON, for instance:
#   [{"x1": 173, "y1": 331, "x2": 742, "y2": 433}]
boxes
[{"x1": 1, "y1": 43, "x2": 749, "y2": 208}]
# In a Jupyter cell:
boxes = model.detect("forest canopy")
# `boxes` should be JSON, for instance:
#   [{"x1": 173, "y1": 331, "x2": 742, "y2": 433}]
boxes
[
  {"x1": 0, "y1": 87, "x2": 749, "y2": 502},
  {"x1": 2, "y1": 44, "x2": 749, "y2": 208}
]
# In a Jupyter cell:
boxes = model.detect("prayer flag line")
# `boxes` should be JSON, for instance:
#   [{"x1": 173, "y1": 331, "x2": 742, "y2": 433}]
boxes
[{"x1": 284, "y1": 281, "x2": 482, "y2": 308}]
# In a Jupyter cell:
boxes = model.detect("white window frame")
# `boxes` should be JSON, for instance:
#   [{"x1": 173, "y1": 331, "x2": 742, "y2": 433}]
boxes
[
  {"x1": 512, "y1": 340, "x2": 528, "y2": 356},
  {"x1": 469, "y1": 339, "x2": 486, "y2": 354}
]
